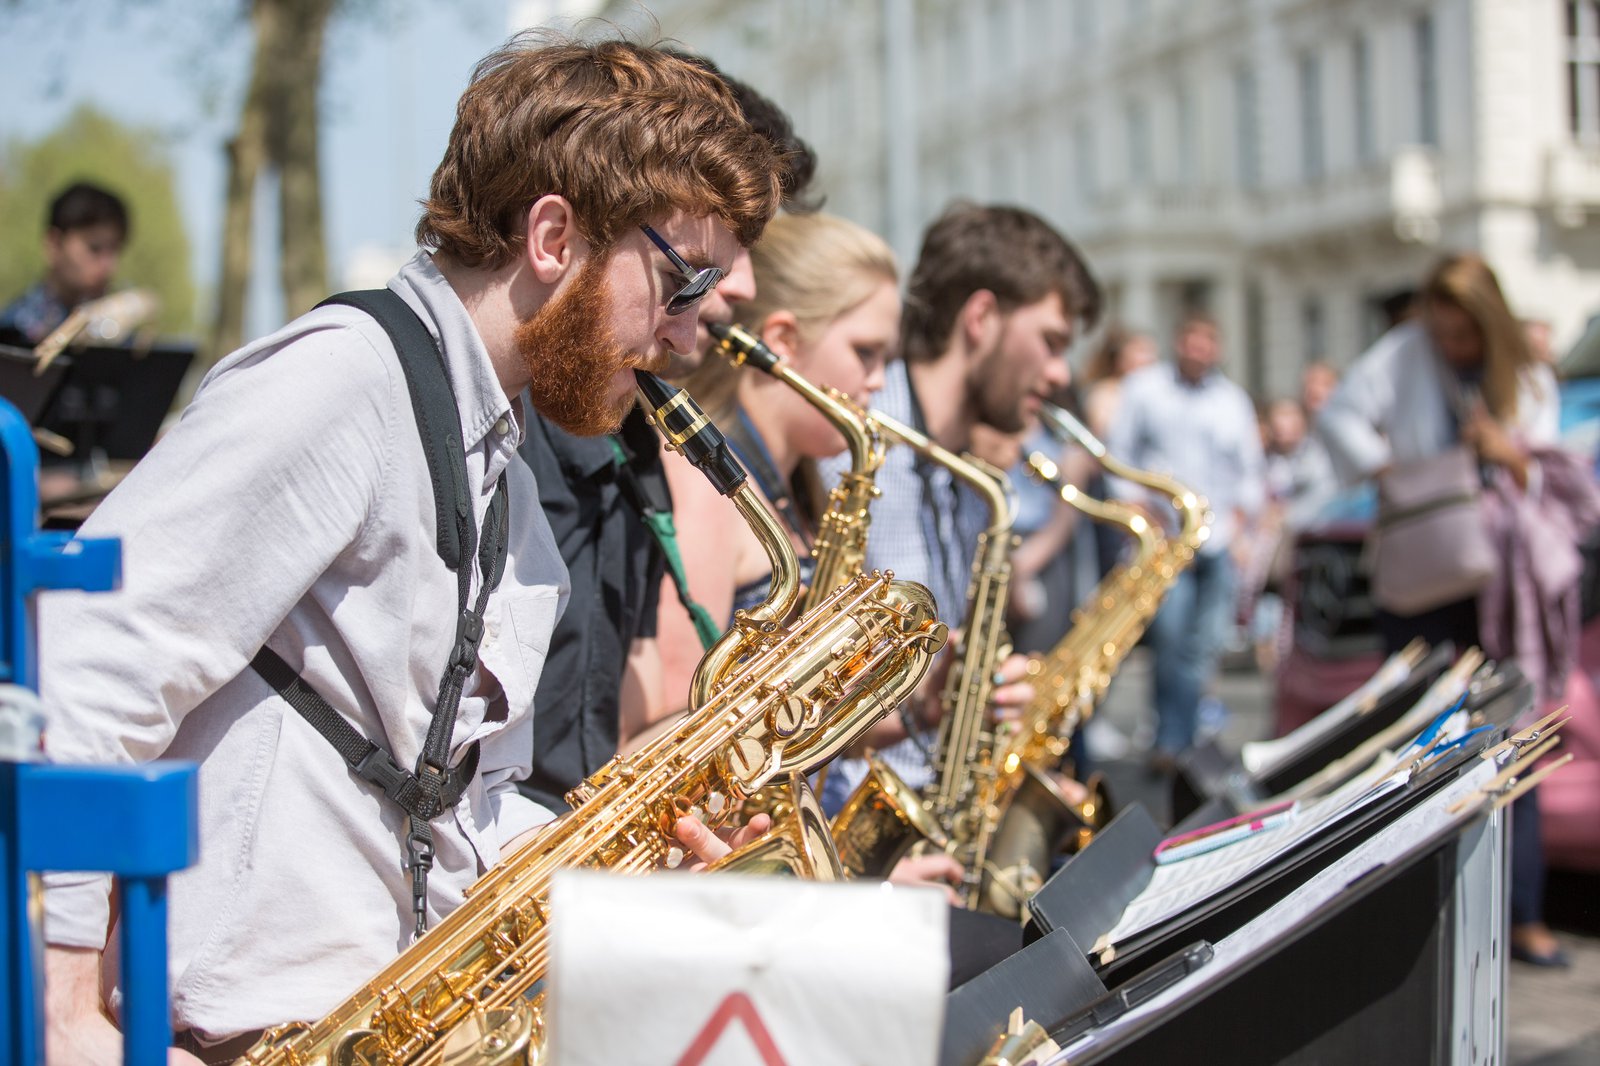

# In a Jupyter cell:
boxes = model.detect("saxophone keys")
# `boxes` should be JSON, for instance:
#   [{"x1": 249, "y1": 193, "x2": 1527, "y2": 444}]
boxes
[
  {"x1": 664, "y1": 845, "x2": 686, "y2": 869},
  {"x1": 726, "y1": 735, "x2": 770, "y2": 786},
  {"x1": 437, "y1": 1004, "x2": 537, "y2": 1066},
  {"x1": 769, "y1": 693, "x2": 809, "y2": 738}
]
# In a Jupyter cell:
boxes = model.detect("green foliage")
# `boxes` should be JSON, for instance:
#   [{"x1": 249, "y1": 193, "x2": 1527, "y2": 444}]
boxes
[{"x1": 0, "y1": 105, "x2": 196, "y2": 336}]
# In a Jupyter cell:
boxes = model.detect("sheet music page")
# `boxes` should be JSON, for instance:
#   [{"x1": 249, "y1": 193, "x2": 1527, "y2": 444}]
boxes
[
  {"x1": 1104, "y1": 763, "x2": 1412, "y2": 947},
  {"x1": 1243, "y1": 650, "x2": 1417, "y2": 775}
]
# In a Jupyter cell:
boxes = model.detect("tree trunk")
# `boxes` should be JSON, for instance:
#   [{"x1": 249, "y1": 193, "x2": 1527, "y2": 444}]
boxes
[
  {"x1": 272, "y1": 0, "x2": 334, "y2": 319},
  {"x1": 209, "y1": 0, "x2": 280, "y2": 363}
]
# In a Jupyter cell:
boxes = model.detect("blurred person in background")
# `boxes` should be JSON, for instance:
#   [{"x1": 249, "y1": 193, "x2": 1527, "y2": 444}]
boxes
[
  {"x1": 0, "y1": 181, "x2": 128, "y2": 345},
  {"x1": 1523, "y1": 316, "x2": 1556, "y2": 367},
  {"x1": 1082, "y1": 324, "x2": 1157, "y2": 439},
  {"x1": 1109, "y1": 312, "x2": 1265, "y2": 772},
  {"x1": 1241, "y1": 396, "x2": 1339, "y2": 674},
  {"x1": 1319, "y1": 252, "x2": 1594, "y2": 968},
  {"x1": 1300, "y1": 360, "x2": 1339, "y2": 417}
]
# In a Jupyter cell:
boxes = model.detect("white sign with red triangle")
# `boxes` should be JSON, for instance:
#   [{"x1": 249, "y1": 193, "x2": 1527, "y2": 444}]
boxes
[{"x1": 547, "y1": 870, "x2": 949, "y2": 1066}]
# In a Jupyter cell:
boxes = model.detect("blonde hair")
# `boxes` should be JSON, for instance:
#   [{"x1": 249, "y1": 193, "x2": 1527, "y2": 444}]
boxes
[
  {"x1": 682, "y1": 211, "x2": 898, "y2": 417},
  {"x1": 1421, "y1": 253, "x2": 1533, "y2": 423}
]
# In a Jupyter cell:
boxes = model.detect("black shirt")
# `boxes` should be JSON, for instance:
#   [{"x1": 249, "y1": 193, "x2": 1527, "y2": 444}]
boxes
[{"x1": 516, "y1": 405, "x2": 667, "y2": 811}]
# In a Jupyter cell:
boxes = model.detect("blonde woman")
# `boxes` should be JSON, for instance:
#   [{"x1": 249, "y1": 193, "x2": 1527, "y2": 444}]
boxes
[{"x1": 655, "y1": 212, "x2": 899, "y2": 708}]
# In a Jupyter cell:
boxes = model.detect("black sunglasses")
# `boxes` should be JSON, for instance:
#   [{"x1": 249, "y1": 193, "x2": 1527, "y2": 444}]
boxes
[{"x1": 641, "y1": 224, "x2": 724, "y2": 315}]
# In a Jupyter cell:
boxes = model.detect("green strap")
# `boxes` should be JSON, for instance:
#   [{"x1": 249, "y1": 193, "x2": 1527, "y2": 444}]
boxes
[{"x1": 608, "y1": 436, "x2": 721, "y2": 651}]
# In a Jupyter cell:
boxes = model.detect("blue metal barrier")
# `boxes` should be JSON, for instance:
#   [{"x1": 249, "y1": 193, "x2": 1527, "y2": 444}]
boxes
[{"x1": 0, "y1": 397, "x2": 197, "y2": 1066}]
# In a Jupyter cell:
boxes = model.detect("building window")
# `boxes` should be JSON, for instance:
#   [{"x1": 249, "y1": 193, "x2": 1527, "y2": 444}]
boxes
[
  {"x1": 1074, "y1": 117, "x2": 1097, "y2": 204},
  {"x1": 1074, "y1": 0, "x2": 1097, "y2": 51},
  {"x1": 1414, "y1": 12, "x2": 1439, "y2": 146},
  {"x1": 1246, "y1": 281, "x2": 1267, "y2": 398},
  {"x1": 1302, "y1": 296, "x2": 1326, "y2": 364},
  {"x1": 1299, "y1": 52, "x2": 1324, "y2": 180},
  {"x1": 1568, "y1": 1, "x2": 1600, "y2": 141},
  {"x1": 1234, "y1": 65, "x2": 1260, "y2": 189},
  {"x1": 1353, "y1": 33, "x2": 1376, "y2": 165},
  {"x1": 1126, "y1": 98, "x2": 1152, "y2": 187},
  {"x1": 1175, "y1": 83, "x2": 1196, "y2": 186}
]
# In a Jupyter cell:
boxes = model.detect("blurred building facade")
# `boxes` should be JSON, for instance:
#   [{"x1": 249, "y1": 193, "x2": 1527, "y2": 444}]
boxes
[{"x1": 600, "y1": 0, "x2": 1600, "y2": 398}]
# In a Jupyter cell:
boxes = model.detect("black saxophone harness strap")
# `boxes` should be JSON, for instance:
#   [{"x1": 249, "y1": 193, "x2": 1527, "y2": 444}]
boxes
[{"x1": 249, "y1": 288, "x2": 509, "y2": 938}]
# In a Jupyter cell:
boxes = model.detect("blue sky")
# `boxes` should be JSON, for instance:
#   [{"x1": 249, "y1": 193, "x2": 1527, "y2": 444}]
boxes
[{"x1": 0, "y1": 0, "x2": 516, "y2": 340}]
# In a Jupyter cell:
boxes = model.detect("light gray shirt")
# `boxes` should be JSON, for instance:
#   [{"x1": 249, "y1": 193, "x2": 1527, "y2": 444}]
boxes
[
  {"x1": 1316, "y1": 319, "x2": 1560, "y2": 486},
  {"x1": 818, "y1": 360, "x2": 990, "y2": 801},
  {"x1": 1107, "y1": 363, "x2": 1265, "y2": 553},
  {"x1": 40, "y1": 251, "x2": 568, "y2": 1041}
]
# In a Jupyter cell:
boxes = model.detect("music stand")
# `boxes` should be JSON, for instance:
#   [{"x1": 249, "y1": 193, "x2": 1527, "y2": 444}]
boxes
[
  {"x1": 0, "y1": 343, "x2": 70, "y2": 425},
  {"x1": 36, "y1": 341, "x2": 195, "y2": 463}
]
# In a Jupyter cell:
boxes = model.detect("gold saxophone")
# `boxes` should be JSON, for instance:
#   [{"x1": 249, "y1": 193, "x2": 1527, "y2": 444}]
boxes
[
  {"x1": 974, "y1": 402, "x2": 1209, "y2": 915},
  {"x1": 829, "y1": 411, "x2": 1018, "y2": 908},
  {"x1": 706, "y1": 322, "x2": 888, "y2": 830},
  {"x1": 707, "y1": 322, "x2": 886, "y2": 616},
  {"x1": 237, "y1": 373, "x2": 948, "y2": 1066}
]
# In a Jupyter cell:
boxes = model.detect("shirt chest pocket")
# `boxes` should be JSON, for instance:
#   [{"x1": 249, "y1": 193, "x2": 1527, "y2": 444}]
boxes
[{"x1": 484, "y1": 583, "x2": 562, "y2": 716}]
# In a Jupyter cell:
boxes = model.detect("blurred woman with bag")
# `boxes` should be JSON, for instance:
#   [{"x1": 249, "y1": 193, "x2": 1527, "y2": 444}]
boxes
[{"x1": 1319, "y1": 252, "x2": 1594, "y2": 968}]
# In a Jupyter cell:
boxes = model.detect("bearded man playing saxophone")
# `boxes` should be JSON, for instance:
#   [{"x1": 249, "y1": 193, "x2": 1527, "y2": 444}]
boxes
[{"x1": 39, "y1": 36, "x2": 783, "y2": 1064}]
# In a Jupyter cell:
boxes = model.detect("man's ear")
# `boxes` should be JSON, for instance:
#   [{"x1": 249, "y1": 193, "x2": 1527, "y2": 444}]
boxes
[
  {"x1": 524, "y1": 196, "x2": 589, "y2": 284},
  {"x1": 958, "y1": 289, "x2": 1001, "y2": 359},
  {"x1": 759, "y1": 311, "x2": 802, "y2": 362}
]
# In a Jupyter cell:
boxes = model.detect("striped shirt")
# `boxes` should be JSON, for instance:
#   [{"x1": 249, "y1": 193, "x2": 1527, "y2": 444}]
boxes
[{"x1": 818, "y1": 359, "x2": 990, "y2": 809}]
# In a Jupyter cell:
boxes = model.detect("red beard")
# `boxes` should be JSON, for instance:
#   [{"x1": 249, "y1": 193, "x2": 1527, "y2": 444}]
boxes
[{"x1": 515, "y1": 255, "x2": 638, "y2": 437}]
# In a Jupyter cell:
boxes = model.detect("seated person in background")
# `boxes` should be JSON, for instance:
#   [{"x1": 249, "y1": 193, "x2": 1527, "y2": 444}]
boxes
[{"x1": 1, "y1": 181, "x2": 128, "y2": 345}]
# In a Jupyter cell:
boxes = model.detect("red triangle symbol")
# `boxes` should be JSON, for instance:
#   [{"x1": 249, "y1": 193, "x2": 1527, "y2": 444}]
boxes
[{"x1": 675, "y1": 991, "x2": 790, "y2": 1066}]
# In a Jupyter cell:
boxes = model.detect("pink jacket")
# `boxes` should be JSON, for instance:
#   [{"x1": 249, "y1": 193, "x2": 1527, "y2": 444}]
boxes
[{"x1": 1478, "y1": 447, "x2": 1600, "y2": 706}]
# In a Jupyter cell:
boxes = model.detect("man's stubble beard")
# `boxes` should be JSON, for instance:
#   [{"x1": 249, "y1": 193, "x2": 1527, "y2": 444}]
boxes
[
  {"x1": 515, "y1": 253, "x2": 639, "y2": 437},
  {"x1": 971, "y1": 340, "x2": 1028, "y2": 436}
]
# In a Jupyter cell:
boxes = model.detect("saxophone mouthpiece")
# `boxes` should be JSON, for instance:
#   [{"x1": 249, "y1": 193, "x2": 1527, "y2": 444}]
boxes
[
  {"x1": 708, "y1": 321, "x2": 782, "y2": 374},
  {"x1": 634, "y1": 370, "x2": 747, "y2": 496}
]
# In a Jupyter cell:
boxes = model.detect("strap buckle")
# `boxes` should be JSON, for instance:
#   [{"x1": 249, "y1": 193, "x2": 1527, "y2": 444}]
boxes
[{"x1": 354, "y1": 746, "x2": 413, "y2": 805}]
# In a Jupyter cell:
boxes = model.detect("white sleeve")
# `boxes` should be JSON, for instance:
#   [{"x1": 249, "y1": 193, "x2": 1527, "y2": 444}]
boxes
[
  {"x1": 40, "y1": 316, "x2": 400, "y2": 948},
  {"x1": 1317, "y1": 334, "x2": 1401, "y2": 486}
]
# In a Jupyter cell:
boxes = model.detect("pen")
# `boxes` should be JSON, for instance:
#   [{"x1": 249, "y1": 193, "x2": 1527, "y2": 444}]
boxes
[{"x1": 1154, "y1": 809, "x2": 1293, "y2": 864}]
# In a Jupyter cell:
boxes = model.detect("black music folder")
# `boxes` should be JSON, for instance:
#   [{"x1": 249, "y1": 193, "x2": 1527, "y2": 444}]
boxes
[
  {"x1": 0, "y1": 343, "x2": 70, "y2": 423},
  {"x1": 1051, "y1": 773, "x2": 1507, "y2": 1064},
  {"x1": 36, "y1": 341, "x2": 194, "y2": 461},
  {"x1": 1170, "y1": 641, "x2": 1458, "y2": 824},
  {"x1": 940, "y1": 928, "x2": 1105, "y2": 1066}
]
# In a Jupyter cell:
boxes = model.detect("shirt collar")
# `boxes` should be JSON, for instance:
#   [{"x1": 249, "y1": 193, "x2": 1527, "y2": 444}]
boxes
[
  {"x1": 1172, "y1": 363, "x2": 1216, "y2": 391},
  {"x1": 387, "y1": 251, "x2": 519, "y2": 454},
  {"x1": 530, "y1": 413, "x2": 618, "y2": 480}
]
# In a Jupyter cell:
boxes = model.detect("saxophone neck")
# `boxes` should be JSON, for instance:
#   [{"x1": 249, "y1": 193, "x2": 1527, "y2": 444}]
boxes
[
  {"x1": 712, "y1": 320, "x2": 883, "y2": 476},
  {"x1": 634, "y1": 371, "x2": 802, "y2": 705},
  {"x1": 1036, "y1": 401, "x2": 1211, "y2": 549},
  {"x1": 1023, "y1": 449, "x2": 1160, "y2": 549},
  {"x1": 870, "y1": 408, "x2": 1014, "y2": 533}
]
